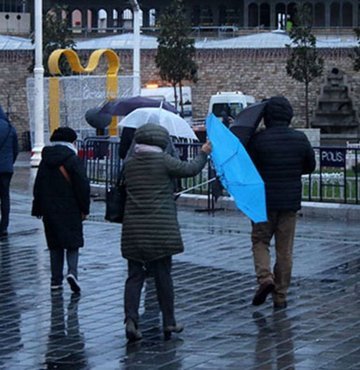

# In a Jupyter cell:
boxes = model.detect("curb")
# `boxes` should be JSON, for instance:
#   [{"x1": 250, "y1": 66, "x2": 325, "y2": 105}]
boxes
[{"x1": 91, "y1": 184, "x2": 360, "y2": 222}]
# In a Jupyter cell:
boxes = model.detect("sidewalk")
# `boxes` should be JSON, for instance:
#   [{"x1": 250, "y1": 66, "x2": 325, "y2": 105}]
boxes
[{"x1": 0, "y1": 155, "x2": 359, "y2": 369}]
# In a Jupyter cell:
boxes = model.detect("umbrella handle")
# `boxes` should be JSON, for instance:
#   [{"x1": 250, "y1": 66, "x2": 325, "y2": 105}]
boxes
[{"x1": 174, "y1": 177, "x2": 216, "y2": 196}]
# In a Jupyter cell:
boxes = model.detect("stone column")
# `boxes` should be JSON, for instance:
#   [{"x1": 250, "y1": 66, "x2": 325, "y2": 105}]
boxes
[
  {"x1": 270, "y1": 2, "x2": 276, "y2": 30},
  {"x1": 354, "y1": 0, "x2": 359, "y2": 27},
  {"x1": 142, "y1": 7, "x2": 149, "y2": 28},
  {"x1": 325, "y1": 1, "x2": 330, "y2": 28},
  {"x1": 244, "y1": 0, "x2": 249, "y2": 28},
  {"x1": 211, "y1": 5, "x2": 219, "y2": 26},
  {"x1": 81, "y1": 9, "x2": 88, "y2": 30}
]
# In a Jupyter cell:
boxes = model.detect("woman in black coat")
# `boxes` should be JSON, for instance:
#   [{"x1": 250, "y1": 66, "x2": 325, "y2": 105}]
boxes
[{"x1": 32, "y1": 128, "x2": 90, "y2": 293}]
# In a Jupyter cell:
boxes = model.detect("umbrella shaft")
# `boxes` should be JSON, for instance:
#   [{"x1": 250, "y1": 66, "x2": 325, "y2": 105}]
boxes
[{"x1": 175, "y1": 177, "x2": 216, "y2": 196}]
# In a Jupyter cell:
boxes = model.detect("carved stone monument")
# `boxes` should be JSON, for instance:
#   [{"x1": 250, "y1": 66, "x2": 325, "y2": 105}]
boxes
[{"x1": 312, "y1": 67, "x2": 359, "y2": 142}]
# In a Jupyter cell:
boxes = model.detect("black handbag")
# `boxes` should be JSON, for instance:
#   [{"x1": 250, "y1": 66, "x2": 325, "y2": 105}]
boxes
[{"x1": 105, "y1": 176, "x2": 127, "y2": 223}]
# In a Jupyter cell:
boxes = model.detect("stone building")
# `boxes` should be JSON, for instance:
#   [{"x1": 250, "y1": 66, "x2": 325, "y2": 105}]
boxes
[
  {"x1": 1, "y1": 31, "x2": 359, "y2": 149},
  {"x1": 1, "y1": 1, "x2": 360, "y2": 34},
  {"x1": 1, "y1": 1, "x2": 360, "y2": 148}
]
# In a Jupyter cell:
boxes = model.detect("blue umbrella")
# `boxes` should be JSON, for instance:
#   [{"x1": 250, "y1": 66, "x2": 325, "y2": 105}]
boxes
[{"x1": 206, "y1": 114, "x2": 267, "y2": 223}]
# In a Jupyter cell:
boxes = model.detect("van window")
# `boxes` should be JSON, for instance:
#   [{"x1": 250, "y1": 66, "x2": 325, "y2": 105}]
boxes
[{"x1": 212, "y1": 102, "x2": 244, "y2": 118}]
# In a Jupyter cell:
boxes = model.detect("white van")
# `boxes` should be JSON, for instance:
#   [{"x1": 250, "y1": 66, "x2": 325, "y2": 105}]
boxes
[
  {"x1": 208, "y1": 91, "x2": 255, "y2": 119},
  {"x1": 141, "y1": 86, "x2": 192, "y2": 123}
]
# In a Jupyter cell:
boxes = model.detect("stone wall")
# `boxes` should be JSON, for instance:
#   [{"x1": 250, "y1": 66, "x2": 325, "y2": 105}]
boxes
[
  {"x1": 0, "y1": 51, "x2": 33, "y2": 150},
  {"x1": 1, "y1": 47, "x2": 359, "y2": 150}
]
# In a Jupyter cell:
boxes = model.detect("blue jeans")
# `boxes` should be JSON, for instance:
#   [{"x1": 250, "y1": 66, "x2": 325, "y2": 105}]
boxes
[
  {"x1": 0, "y1": 173, "x2": 12, "y2": 232},
  {"x1": 50, "y1": 248, "x2": 79, "y2": 286}
]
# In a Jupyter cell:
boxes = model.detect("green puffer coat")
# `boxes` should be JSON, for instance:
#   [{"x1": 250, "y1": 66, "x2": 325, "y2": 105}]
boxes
[{"x1": 121, "y1": 125, "x2": 208, "y2": 263}]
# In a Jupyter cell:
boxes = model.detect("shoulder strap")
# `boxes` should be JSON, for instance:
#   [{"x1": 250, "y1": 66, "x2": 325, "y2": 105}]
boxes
[{"x1": 59, "y1": 165, "x2": 71, "y2": 183}]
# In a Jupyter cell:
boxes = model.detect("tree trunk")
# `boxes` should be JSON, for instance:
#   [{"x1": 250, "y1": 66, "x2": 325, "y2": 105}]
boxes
[
  {"x1": 305, "y1": 81, "x2": 310, "y2": 128},
  {"x1": 172, "y1": 83, "x2": 178, "y2": 111},
  {"x1": 179, "y1": 80, "x2": 184, "y2": 116}
]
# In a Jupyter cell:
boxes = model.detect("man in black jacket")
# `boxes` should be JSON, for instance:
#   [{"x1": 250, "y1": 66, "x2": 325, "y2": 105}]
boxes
[{"x1": 248, "y1": 96, "x2": 316, "y2": 309}]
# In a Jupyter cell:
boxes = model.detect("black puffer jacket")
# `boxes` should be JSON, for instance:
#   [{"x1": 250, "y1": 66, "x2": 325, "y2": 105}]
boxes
[
  {"x1": 248, "y1": 97, "x2": 316, "y2": 212},
  {"x1": 32, "y1": 144, "x2": 90, "y2": 250}
]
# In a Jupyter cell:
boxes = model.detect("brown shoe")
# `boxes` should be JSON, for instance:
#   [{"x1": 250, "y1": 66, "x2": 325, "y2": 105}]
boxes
[{"x1": 252, "y1": 281, "x2": 275, "y2": 306}]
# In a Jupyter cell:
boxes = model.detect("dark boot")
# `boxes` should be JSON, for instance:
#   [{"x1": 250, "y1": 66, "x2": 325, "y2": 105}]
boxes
[{"x1": 163, "y1": 323, "x2": 184, "y2": 340}]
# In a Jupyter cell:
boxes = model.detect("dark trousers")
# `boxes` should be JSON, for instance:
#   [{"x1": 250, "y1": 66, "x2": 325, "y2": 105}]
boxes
[
  {"x1": 50, "y1": 248, "x2": 79, "y2": 286},
  {"x1": 124, "y1": 256, "x2": 175, "y2": 328},
  {"x1": 0, "y1": 173, "x2": 12, "y2": 232}
]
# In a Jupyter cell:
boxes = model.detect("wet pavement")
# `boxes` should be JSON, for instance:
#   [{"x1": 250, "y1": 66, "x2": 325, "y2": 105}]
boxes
[{"x1": 0, "y1": 154, "x2": 359, "y2": 369}]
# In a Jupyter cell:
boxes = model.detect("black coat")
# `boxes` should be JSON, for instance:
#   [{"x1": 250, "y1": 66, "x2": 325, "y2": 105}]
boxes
[
  {"x1": 0, "y1": 105, "x2": 18, "y2": 173},
  {"x1": 248, "y1": 121, "x2": 316, "y2": 212},
  {"x1": 32, "y1": 144, "x2": 90, "y2": 250}
]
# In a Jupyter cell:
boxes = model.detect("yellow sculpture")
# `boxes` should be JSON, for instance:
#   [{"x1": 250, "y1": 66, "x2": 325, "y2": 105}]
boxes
[{"x1": 48, "y1": 48, "x2": 120, "y2": 136}]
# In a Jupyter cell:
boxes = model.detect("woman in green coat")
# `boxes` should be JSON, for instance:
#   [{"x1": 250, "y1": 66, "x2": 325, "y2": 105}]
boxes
[{"x1": 121, "y1": 123, "x2": 212, "y2": 341}]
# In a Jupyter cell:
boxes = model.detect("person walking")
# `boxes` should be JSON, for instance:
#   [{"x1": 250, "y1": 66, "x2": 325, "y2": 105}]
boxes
[
  {"x1": 248, "y1": 96, "x2": 316, "y2": 309},
  {"x1": 121, "y1": 123, "x2": 212, "y2": 341},
  {"x1": 0, "y1": 104, "x2": 18, "y2": 237},
  {"x1": 32, "y1": 127, "x2": 90, "y2": 293}
]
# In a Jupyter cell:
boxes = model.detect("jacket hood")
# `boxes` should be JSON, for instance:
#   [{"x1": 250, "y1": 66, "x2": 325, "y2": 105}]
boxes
[
  {"x1": 41, "y1": 144, "x2": 75, "y2": 168},
  {"x1": 0, "y1": 105, "x2": 9, "y2": 123},
  {"x1": 134, "y1": 123, "x2": 170, "y2": 150},
  {"x1": 264, "y1": 96, "x2": 293, "y2": 128}
]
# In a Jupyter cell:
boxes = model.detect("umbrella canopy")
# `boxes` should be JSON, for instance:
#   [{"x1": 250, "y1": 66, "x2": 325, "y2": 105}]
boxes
[
  {"x1": 100, "y1": 96, "x2": 178, "y2": 116},
  {"x1": 206, "y1": 114, "x2": 267, "y2": 223},
  {"x1": 119, "y1": 107, "x2": 198, "y2": 140},
  {"x1": 85, "y1": 107, "x2": 112, "y2": 129},
  {"x1": 229, "y1": 101, "x2": 267, "y2": 146}
]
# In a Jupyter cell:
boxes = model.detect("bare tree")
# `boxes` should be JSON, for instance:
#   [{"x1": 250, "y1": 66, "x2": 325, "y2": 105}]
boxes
[
  {"x1": 155, "y1": 0, "x2": 198, "y2": 115},
  {"x1": 286, "y1": 3, "x2": 323, "y2": 128}
]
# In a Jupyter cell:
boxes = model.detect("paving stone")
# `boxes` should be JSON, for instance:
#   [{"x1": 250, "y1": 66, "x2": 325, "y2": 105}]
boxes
[{"x1": 0, "y1": 159, "x2": 359, "y2": 369}]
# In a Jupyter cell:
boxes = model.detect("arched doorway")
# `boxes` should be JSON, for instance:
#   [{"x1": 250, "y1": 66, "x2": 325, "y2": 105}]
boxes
[
  {"x1": 248, "y1": 3, "x2": 258, "y2": 27},
  {"x1": 342, "y1": 2, "x2": 353, "y2": 27},
  {"x1": 330, "y1": 2, "x2": 340, "y2": 27},
  {"x1": 314, "y1": 2, "x2": 325, "y2": 27},
  {"x1": 260, "y1": 3, "x2": 270, "y2": 28}
]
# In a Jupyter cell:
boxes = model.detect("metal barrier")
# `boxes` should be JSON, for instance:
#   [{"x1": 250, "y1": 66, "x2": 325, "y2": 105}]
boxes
[
  {"x1": 77, "y1": 137, "x2": 121, "y2": 189},
  {"x1": 303, "y1": 146, "x2": 360, "y2": 204},
  {"x1": 78, "y1": 138, "x2": 360, "y2": 206}
]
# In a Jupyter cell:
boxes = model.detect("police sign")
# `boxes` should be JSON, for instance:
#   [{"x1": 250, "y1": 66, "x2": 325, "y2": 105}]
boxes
[{"x1": 320, "y1": 148, "x2": 346, "y2": 167}]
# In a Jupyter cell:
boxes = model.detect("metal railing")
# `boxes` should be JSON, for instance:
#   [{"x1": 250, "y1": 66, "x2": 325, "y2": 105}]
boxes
[
  {"x1": 77, "y1": 137, "x2": 121, "y2": 189},
  {"x1": 302, "y1": 146, "x2": 360, "y2": 204},
  {"x1": 77, "y1": 138, "x2": 360, "y2": 206}
]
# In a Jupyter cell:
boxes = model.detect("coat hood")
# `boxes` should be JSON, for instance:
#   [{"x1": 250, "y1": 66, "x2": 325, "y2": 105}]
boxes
[
  {"x1": 41, "y1": 144, "x2": 75, "y2": 168},
  {"x1": 263, "y1": 96, "x2": 293, "y2": 128},
  {"x1": 134, "y1": 123, "x2": 170, "y2": 150}
]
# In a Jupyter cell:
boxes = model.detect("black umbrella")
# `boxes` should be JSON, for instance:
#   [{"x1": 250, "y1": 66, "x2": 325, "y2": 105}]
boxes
[
  {"x1": 85, "y1": 107, "x2": 112, "y2": 129},
  {"x1": 229, "y1": 101, "x2": 267, "y2": 146},
  {"x1": 99, "y1": 96, "x2": 178, "y2": 116}
]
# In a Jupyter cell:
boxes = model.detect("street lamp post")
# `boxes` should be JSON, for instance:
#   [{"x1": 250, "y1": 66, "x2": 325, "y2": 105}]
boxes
[
  {"x1": 30, "y1": 0, "x2": 44, "y2": 167},
  {"x1": 130, "y1": 0, "x2": 141, "y2": 96}
]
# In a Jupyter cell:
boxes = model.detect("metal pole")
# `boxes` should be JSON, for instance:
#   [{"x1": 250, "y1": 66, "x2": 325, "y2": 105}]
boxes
[
  {"x1": 130, "y1": 0, "x2": 141, "y2": 96},
  {"x1": 30, "y1": 0, "x2": 44, "y2": 167}
]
